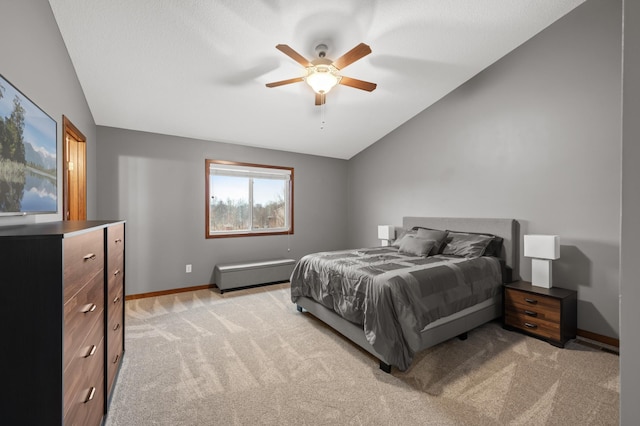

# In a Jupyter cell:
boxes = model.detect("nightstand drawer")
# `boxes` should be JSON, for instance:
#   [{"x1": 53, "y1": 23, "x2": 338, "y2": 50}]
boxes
[
  {"x1": 505, "y1": 288, "x2": 560, "y2": 323},
  {"x1": 505, "y1": 311, "x2": 561, "y2": 341}
]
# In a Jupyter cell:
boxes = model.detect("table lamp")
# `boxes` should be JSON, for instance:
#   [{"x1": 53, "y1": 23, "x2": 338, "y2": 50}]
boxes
[
  {"x1": 524, "y1": 234, "x2": 560, "y2": 288},
  {"x1": 377, "y1": 225, "x2": 395, "y2": 247}
]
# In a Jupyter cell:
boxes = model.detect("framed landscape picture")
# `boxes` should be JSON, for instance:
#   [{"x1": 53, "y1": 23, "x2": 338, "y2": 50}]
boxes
[{"x1": 0, "y1": 73, "x2": 57, "y2": 215}]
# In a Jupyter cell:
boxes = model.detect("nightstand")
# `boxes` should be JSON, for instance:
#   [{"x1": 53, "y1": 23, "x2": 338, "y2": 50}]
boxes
[{"x1": 503, "y1": 281, "x2": 577, "y2": 347}]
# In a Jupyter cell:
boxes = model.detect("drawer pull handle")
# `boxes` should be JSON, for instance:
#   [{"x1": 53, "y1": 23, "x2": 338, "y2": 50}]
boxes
[
  {"x1": 84, "y1": 345, "x2": 97, "y2": 358},
  {"x1": 113, "y1": 296, "x2": 120, "y2": 304},
  {"x1": 524, "y1": 322, "x2": 538, "y2": 329},
  {"x1": 82, "y1": 304, "x2": 97, "y2": 314},
  {"x1": 113, "y1": 353, "x2": 120, "y2": 364},
  {"x1": 524, "y1": 310, "x2": 538, "y2": 317},
  {"x1": 83, "y1": 253, "x2": 97, "y2": 261},
  {"x1": 113, "y1": 269, "x2": 120, "y2": 276},
  {"x1": 84, "y1": 387, "x2": 96, "y2": 403},
  {"x1": 115, "y1": 238, "x2": 123, "y2": 244},
  {"x1": 113, "y1": 323, "x2": 121, "y2": 331},
  {"x1": 524, "y1": 298, "x2": 538, "y2": 304}
]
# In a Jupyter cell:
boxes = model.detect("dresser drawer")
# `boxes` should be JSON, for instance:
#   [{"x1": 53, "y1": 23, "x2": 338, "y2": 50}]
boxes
[
  {"x1": 63, "y1": 316, "x2": 104, "y2": 403},
  {"x1": 64, "y1": 229, "x2": 104, "y2": 301},
  {"x1": 107, "y1": 223, "x2": 125, "y2": 258},
  {"x1": 107, "y1": 260, "x2": 124, "y2": 339},
  {"x1": 106, "y1": 293, "x2": 124, "y2": 396},
  {"x1": 108, "y1": 251, "x2": 124, "y2": 294},
  {"x1": 107, "y1": 271, "x2": 124, "y2": 312},
  {"x1": 63, "y1": 337, "x2": 105, "y2": 426},
  {"x1": 107, "y1": 308, "x2": 123, "y2": 359},
  {"x1": 107, "y1": 283, "x2": 124, "y2": 334},
  {"x1": 63, "y1": 272, "x2": 104, "y2": 371}
]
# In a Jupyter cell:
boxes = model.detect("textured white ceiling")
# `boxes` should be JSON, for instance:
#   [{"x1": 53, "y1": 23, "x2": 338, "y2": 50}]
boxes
[{"x1": 48, "y1": 0, "x2": 584, "y2": 159}]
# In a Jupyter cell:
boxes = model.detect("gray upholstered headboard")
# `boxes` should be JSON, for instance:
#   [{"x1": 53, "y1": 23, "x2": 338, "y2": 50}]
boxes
[{"x1": 402, "y1": 217, "x2": 519, "y2": 282}]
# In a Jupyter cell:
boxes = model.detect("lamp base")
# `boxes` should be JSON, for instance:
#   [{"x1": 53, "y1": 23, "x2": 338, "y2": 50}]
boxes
[
  {"x1": 380, "y1": 240, "x2": 390, "y2": 247},
  {"x1": 531, "y1": 258, "x2": 553, "y2": 288}
]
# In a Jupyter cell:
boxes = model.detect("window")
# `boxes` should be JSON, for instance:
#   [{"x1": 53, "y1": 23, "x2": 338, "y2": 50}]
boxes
[{"x1": 205, "y1": 159, "x2": 293, "y2": 238}]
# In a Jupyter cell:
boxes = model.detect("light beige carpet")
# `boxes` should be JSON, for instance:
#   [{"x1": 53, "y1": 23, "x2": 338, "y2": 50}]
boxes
[{"x1": 104, "y1": 283, "x2": 619, "y2": 425}]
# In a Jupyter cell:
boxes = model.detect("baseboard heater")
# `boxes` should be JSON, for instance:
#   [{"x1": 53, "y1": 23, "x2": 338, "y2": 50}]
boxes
[{"x1": 214, "y1": 258, "x2": 296, "y2": 293}]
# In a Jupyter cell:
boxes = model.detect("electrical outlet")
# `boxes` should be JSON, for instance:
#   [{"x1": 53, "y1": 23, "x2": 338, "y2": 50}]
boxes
[{"x1": 186, "y1": 264, "x2": 192, "y2": 273}]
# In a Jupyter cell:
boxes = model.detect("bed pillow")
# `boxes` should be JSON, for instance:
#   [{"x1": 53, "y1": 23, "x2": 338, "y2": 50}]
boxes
[
  {"x1": 415, "y1": 228, "x2": 448, "y2": 255},
  {"x1": 441, "y1": 232, "x2": 494, "y2": 258},
  {"x1": 398, "y1": 235, "x2": 437, "y2": 257},
  {"x1": 482, "y1": 235, "x2": 503, "y2": 257},
  {"x1": 445, "y1": 230, "x2": 503, "y2": 257},
  {"x1": 391, "y1": 229, "x2": 417, "y2": 248}
]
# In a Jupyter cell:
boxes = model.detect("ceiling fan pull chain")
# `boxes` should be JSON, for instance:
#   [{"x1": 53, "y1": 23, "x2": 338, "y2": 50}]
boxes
[{"x1": 321, "y1": 94, "x2": 326, "y2": 129}]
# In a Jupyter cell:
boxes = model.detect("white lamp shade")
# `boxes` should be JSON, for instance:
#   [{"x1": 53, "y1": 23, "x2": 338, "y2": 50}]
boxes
[
  {"x1": 524, "y1": 235, "x2": 560, "y2": 260},
  {"x1": 377, "y1": 225, "x2": 395, "y2": 240},
  {"x1": 305, "y1": 65, "x2": 341, "y2": 94}
]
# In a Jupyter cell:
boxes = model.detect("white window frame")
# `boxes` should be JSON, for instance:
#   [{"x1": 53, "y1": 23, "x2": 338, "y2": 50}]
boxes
[{"x1": 205, "y1": 159, "x2": 294, "y2": 238}]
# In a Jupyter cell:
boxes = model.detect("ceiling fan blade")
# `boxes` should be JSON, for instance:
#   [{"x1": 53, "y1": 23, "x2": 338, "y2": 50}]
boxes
[
  {"x1": 315, "y1": 93, "x2": 326, "y2": 106},
  {"x1": 276, "y1": 44, "x2": 312, "y2": 67},
  {"x1": 265, "y1": 77, "x2": 304, "y2": 88},
  {"x1": 332, "y1": 43, "x2": 372, "y2": 70},
  {"x1": 339, "y1": 76, "x2": 377, "y2": 92}
]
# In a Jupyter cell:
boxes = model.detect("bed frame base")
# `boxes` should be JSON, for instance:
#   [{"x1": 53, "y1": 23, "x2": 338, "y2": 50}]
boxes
[
  {"x1": 296, "y1": 297, "x2": 501, "y2": 373},
  {"x1": 377, "y1": 331, "x2": 465, "y2": 372},
  {"x1": 379, "y1": 361, "x2": 392, "y2": 374}
]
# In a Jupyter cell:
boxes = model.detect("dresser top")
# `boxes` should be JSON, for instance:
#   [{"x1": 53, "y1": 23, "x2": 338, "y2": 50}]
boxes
[{"x1": 0, "y1": 220, "x2": 124, "y2": 238}]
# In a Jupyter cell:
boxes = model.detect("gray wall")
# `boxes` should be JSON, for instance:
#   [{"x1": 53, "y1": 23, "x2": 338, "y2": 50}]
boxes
[
  {"x1": 347, "y1": 0, "x2": 622, "y2": 338},
  {"x1": 621, "y1": 0, "x2": 640, "y2": 422},
  {"x1": 0, "y1": 1, "x2": 96, "y2": 225},
  {"x1": 96, "y1": 126, "x2": 348, "y2": 295}
]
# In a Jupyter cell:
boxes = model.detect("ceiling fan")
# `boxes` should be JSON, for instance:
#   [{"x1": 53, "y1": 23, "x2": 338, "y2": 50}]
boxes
[{"x1": 265, "y1": 43, "x2": 377, "y2": 105}]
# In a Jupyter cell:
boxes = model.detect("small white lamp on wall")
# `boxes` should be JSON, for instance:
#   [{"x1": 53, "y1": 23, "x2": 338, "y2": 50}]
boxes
[
  {"x1": 524, "y1": 235, "x2": 560, "y2": 288},
  {"x1": 378, "y1": 225, "x2": 395, "y2": 247}
]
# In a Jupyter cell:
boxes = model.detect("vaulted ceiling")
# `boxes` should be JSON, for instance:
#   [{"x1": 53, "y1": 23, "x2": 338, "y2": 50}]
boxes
[{"x1": 49, "y1": 0, "x2": 584, "y2": 159}]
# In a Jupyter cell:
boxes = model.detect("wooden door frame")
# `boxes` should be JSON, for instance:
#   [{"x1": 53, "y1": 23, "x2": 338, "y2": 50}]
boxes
[{"x1": 62, "y1": 115, "x2": 87, "y2": 220}]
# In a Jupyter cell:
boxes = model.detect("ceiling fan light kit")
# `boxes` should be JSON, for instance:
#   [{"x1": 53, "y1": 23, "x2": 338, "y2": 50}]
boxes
[
  {"x1": 305, "y1": 65, "x2": 342, "y2": 94},
  {"x1": 266, "y1": 42, "x2": 377, "y2": 105}
]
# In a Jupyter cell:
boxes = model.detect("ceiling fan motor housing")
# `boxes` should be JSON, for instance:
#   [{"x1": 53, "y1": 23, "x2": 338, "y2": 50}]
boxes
[{"x1": 315, "y1": 43, "x2": 329, "y2": 58}]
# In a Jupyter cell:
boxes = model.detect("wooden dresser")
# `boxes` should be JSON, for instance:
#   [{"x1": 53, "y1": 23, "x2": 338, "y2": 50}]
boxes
[
  {"x1": 503, "y1": 280, "x2": 577, "y2": 347},
  {"x1": 0, "y1": 220, "x2": 125, "y2": 425}
]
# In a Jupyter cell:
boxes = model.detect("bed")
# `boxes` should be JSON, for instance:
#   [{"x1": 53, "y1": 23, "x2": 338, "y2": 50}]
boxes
[{"x1": 290, "y1": 217, "x2": 519, "y2": 372}]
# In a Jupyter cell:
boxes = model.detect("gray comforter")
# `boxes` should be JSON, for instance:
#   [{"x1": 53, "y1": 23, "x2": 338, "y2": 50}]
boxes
[{"x1": 290, "y1": 247, "x2": 503, "y2": 371}]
